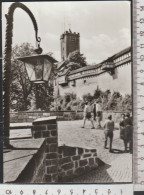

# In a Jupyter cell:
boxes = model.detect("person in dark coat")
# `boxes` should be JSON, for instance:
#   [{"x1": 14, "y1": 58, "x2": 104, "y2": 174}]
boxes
[
  {"x1": 103, "y1": 114, "x2": 115, "y2": 153},
  {"x1": 119, "y1": 113, "x2": 125, "y2": 140},
  {"x1": 121, "y1": 113, "x2": 133, "y2": 152},
  {"x1": 92, "y1": 100, "x2": 97, "y2": 121}
]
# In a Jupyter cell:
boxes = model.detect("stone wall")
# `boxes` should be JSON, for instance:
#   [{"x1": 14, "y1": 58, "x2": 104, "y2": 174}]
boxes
[
  {"x1": 55, "y1": 64, "x2": 131, "y2": 98},
  {"x1": 31, "y1": 116, "x2": 99, "y2": 183},
  {"x1": 10, "y1": 111, "x2": 124, "y2": 124},
  {"x1": 10, "y1": 111, "x2": 82, "y2": 123},
  {"x1": 58, "y1": 146, "x2": 98, "y2": 182},
  {"x1": 32, "y1": 116, "x2": 58, "y2": 183}
]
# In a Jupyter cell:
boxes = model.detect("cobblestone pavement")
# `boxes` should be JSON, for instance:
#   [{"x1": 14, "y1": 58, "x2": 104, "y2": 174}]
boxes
[{"x1": 58, "y1": 120, "x2": 132, "y2": 183}]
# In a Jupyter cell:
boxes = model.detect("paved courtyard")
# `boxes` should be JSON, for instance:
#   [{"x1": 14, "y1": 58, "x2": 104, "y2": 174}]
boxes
[
  {"x1": 58, "y1": 120, "x2": 132, "y2": 183},
  {"x1": 10, "y1": 119, "x2": 132, "y2": 183}
]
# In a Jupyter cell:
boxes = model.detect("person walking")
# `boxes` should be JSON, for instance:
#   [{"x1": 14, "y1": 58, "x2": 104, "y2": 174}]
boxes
[
  {"x1": 96, "y1": 99, "x2": 102, "y2": 128},
  {"x1": 92, "y1": 100, "x2": 97, "y2": 121},
  {"x1": 119, "y1": 113, "x2": 125, "y2": 140},
  {"x1": 123, "y1": 113, "x2": 133, "y2": 153},
  {"x1": 82, "y1": 101, "x2": 95, "y2": 129},
  {"x1": 103, "y1": 114, "x2": 115, "y2": 153}
]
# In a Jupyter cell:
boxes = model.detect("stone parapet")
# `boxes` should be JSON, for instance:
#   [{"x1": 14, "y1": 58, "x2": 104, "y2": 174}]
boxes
[
  {"x1": 10, "y1": 111, "x2": 124, "y2": 123},
  {"x1": 58, "y1": 146, "x2": 98, "y2": 182}
]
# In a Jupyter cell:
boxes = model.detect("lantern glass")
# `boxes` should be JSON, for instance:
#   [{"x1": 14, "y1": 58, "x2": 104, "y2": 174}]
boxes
[
  {"x1": 43, "y1": 58, "x2": 52, "y2": 81},
  {"x1": 17, "y1": 54, "x2": 57, "y2": 84}
]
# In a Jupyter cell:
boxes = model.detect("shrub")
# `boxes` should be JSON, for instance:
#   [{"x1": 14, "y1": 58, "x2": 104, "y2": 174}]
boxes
[
  {"x1": 82, "y1": 93, "x2": 94, "y2": 102},
  {"x1": 51, "y1": 89, "x2": 132, "y2": 112}
]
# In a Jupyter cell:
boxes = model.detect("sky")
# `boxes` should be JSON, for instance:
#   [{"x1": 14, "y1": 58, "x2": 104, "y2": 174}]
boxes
[{"x1": 2, "y1": 1, "x2": 131, "y2": 64}]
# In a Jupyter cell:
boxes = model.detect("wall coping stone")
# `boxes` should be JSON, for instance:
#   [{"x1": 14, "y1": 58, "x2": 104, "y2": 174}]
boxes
[
  {"x1": 10, "y1": 123, "x2": 32, "y2": 129},
  {"x1": 33, "y1": 117, "x2": 57, "y2": 125},
  {"x1": 4, "y1": 138, "x2": 45, "y2": 183}
]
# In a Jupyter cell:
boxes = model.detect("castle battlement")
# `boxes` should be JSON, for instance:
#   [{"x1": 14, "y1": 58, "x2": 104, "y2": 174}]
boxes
[
  {"x1": 58, "y1": 46, "x2": 131, "y2": 81},
  {"x1": 54, "y1": 46, "x2": 132, "y2": 98},
  {"x1": 60, "y1": 30, "x2": 80, "y2": 39}
]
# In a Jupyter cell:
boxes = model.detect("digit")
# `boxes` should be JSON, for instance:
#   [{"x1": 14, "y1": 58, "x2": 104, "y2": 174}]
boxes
[
  {"x1": 95, "y1": 189, "x2": 98, "y2": 195},
  {"x1": 6, "y1": 190, "x2": 12, "y2": 195},
  {"x1": 139, "y1": 120, "x2": 144, "y2": 122},
  {"x1": 140, "y1": 31, "x2": 144, "y2": 36},
  {"x1": 140, "y1": 18, "x2": 144, "y2": 23},
  {"x1": 20, "y1": 191, "x2": 23, "y2": 195},
  {"x1": 140, "y1": 44, "x2": 144, "y2": 48},
  {"x1": 140, "y1": 6, "x2": 144, "y2": 11},
  {"x1": 140, "y1": 55, "x2": 144, "y2": 61}
]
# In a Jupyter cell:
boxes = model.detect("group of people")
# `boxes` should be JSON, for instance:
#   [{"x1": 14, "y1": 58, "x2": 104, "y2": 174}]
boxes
[
  {"x1": 81, "y1": 99, "x2": 102, "y2": 129},
  {"x1": 81, "y1": 100, "x2": 133, "y2": 153}
]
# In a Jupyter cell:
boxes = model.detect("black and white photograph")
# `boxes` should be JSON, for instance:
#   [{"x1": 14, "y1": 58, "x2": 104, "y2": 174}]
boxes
[{"x1": 2, "y1": 1, "x2": 132, "y2": 184}]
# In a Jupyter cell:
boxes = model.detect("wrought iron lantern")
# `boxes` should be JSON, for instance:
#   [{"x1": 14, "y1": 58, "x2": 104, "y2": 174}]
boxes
[{"x1": 18, "y1": 54, "x2": 57, "y2": 84}]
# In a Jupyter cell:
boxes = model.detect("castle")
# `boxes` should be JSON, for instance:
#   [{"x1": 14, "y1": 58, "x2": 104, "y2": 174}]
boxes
[{"x1": 54, "y1": 30, "x2": 131, "y2": 99}]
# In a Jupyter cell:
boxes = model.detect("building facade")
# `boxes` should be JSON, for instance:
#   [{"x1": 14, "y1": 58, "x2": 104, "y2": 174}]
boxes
[
  {"x1": 54, "y1": 46, "x2": 131, "y2": 99},
  {"x1": 60, "y1": 29, "x2": 80, "y2": 61}
]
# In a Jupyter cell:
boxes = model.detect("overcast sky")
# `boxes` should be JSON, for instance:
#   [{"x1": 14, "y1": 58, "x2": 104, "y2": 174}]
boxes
[{"x1": 2, "y1": 1, "x2": 131, "y2": 64}]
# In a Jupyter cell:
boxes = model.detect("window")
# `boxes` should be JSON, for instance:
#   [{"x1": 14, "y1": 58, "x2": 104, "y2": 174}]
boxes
[
  {"x1": 72, "y1": 80, "x2": 76, "y2": 86},
  {"x1": 70, "y1": 36, "x2": 76, "y2": 41},
  {"x1": 84, "y1": 79, "x2": 86, "y2": 84}
]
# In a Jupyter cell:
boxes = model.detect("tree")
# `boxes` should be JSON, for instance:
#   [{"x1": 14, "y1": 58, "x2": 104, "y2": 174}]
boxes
[
  {"x1": 68, "y1": 50, "x2": 87, "y2": 67},
  {"x1": 60, "y1": 51, "x2": 87, "y2": 72},
  {"x1": 82, "y1": 93, "x2": 94, "y2": 102},
  {"x1": 10, "y1": 42, "x2": 56, "y2": 111},
  {"x1": 10, "y1": 42, "x2": 35, "y2": 111},
  {"x1": 66, "y1": 62, "x2": 81, "y2": 71},
  {"x1": 33, "y1": 82, "x2": 54, "y2": 111}
]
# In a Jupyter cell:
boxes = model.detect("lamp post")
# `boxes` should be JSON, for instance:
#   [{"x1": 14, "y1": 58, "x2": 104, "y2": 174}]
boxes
[{"x1": 3, "y1": 2, "x2": 43, "y2": 148}]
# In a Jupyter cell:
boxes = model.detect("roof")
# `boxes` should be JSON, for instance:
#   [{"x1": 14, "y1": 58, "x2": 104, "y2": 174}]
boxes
[
  {"x1": 69, "y1": 64, "x2": 102, "y2": 75},
  {"x1": 101, "y1": 46, "x2": 131, "y2": 64},
  {"x1": 57, "y1": 61, "x2": 65, "y2": 70},
  {"x1": 57, "y1": 46, "x2": 131, "y2": 77},
  {"x1": 58, "y1": 68, "x2": 70, "y2": 76},
  {"x1": 113, "y1": 46, "x2": 131, "y2": 59},
  {"x1": 17, "y1": 54, "x2": 58, "y2": 63},
  {"x1": 69, "y1": 46, "x2": 131, "y2": 75}
]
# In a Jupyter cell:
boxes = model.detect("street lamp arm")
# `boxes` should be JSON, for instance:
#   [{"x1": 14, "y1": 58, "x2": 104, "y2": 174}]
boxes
[
  {"x1": 5, "y1": 2, "x2": 41, "y2": 43},
  {"x1": 3, "y1": 2, "x2": 41, "y2": 148}
]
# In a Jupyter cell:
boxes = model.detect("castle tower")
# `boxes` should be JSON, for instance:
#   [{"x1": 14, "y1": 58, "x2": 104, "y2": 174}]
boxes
[{"x1": 60, "y1": 29, "x2": 80, "y2": 61}]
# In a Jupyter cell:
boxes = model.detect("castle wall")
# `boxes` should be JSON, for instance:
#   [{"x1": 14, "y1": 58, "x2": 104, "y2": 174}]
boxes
[{"x1": 55, "y1": 63, "x2": 131, "y2": 99}]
